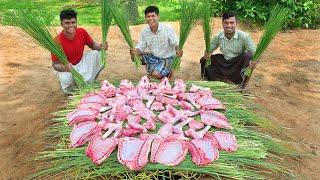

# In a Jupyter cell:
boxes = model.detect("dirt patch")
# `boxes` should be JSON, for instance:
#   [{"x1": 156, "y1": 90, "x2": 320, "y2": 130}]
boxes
[{"x1": 0, "y1": 20, "x2": 319, "y2": 179}]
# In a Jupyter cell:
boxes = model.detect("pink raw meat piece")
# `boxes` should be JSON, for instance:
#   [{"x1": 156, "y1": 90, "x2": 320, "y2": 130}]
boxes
[
  {"x1": 109, "y1": 95, "x2": 127, "y2": 107},
  {"x1": 67, "y1": 108, "x2": 100, "y2": 125},
  {"x1": 127, "y1": 115, "x2": 147, "y2": 132},
  {"x1": 137, "y1": 75, "x2": 151, "y2": 89},
  {"x1": 117, "y1": 137, "x2": 154, "y2": 170},
  {"x1": 100, "y1": 80, "x2": 117, "y2": 98},
  {"x1": 188, "y1": 138, "x2": 219, "y2": 166},
  {"x1": 120, "y1": 128, "x2": 141, "y2": 137},
  {"x1": 131, "y1": 100, "x2": 146, "y2": 111},
  {"x1": 181, "y1": 93, "x2": 201, "y2": 109},
  {"x1": 178, "y1": 100, "x2": 194, "y2": 111},
  {"x1": 70, "y1": 121, "x2": 101, "y2": 148},
  {"x1": 114, "y1": 105, "x2": 133, "y2": 121},
  {"x1": 150, "y1": 137, "x2": 188, "y2": 166},
  {"x1": 197, "y1": 96, "x2": 225, "y2": 110},
  {"x1": 81, "y1": 92, "x2": 108, "y2": 105},
  {"x1": 185, "y1": 125, "x2": 211, "y2": 139},
  {"x1": 150, "y1": 101, "x2": 165, "y2": 111},
  {"x1": 119, "y1": 79, "x2": 135, "y2": 94},
  {"x1": 138, "y1": 108, "x2": 157, "y2": 130},
  {"x1": 158, "y1": 109, "x2": 174, "y2": 124},
  {"x1": 158, "y1": 123, "x2": 173, "y2": 138},
  {"x1": 189, "y1": 120, "x2": 205, "y2": 130},
  {"x1": 126, "y1": 89, "x2": 141, "y2": 104},
  {"x1": 156, "y1": 94, "x2": 179, "y2": 106},
  {"x1": 205, "y1": 131, "x2": 237, "y2": 152},
  {"x1": 200, "y1": 111, "x2": 231, "y2": 129},
  {"x1": 172, "y1": 79, "x2": 186, "y2": 93},
  {"x1": 86, "y1": 136, "x2": 119, "y2": 165}
]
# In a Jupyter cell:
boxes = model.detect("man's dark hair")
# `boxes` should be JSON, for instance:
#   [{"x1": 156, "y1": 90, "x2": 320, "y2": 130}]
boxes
[
  {"x1": 144, "y1": 6, "x2": 159, "y2": 16},
  {"x1": 60, "y1": 9, "x2": 77, "y2": 21},
  {"x1": 222, "y1": 11, "x2": 237, "y2": 21}
]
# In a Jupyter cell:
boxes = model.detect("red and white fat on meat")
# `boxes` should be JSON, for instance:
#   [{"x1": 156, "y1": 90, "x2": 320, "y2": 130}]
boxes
[{"x1": 67, "y1": 76, "x2": 238, "y2": 169}]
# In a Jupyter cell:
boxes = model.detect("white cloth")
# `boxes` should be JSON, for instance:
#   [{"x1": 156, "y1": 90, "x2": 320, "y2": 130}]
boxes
[
  {"x1": 136, "y1": 23, "x2": 179, "y2": 59},
  {"x1": 57, "y1": 50, "x2": 104, "y2": 93}
]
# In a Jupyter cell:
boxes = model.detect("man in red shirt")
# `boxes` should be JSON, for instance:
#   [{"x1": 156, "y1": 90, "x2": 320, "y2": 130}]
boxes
[{"x1": 52, "y1": 9, "x2": 108, "y2": 93}]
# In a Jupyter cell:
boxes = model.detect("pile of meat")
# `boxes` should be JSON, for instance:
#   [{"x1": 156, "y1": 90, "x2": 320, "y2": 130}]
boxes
[{"x1": 67, "y1": 76, "x2": 237, "y2": 170}]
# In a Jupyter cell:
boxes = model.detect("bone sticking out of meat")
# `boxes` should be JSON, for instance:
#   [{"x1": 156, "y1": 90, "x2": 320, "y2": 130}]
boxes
[
  {"x1": 172, "y1": 118, "x2": 192, "y2": 135},
  {"x1": 200, "y1": 111, "x2": 231, "y2": 129},
  {"x1": 70, "y1": 121, "x2": 101, "y2": 148},
  {"x1": 185, "y1": 125, "x2": 211, "y2": 139},
  {"x1": 117, "y1": 137, "x2": 154, "y2": 170},
  {"x1": 188, "y1": 138, "x2": 219, "y2": 166},
  {"x1": 151, "y1": 137, "x2": 188, "y2": 166},
  {"x1": 67, "y1": 108, "x2": 100, "y2": 125},
  {"x1": 101, "y1": 122, "x2": 122, "y2": 139},
  {"x1": 86, "y1": 136, "x2": 119, "y2": 165}
]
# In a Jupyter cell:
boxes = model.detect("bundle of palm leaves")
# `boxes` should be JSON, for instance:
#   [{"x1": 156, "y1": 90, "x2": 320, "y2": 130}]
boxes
[
  {"x1": 9, "y1": 11, "x2": 87, "y2": 88},
  {"x1": 110, "y1": 2, "x2": 141, "y2": 68},
  {"x1": 31, "y1": 80, "x2": 299, "y2": 179},
  {"x1": 172, "y1": 0, "x2": 199, "y2": 70},
  {"x1": 244, "y1": 5, "x2": 289, "y2": 82},
  {"x1": 201, "y1": 0, "x2": 213, "y2": 67},
  {"x1": 100, "y1": 0, "x2": 113, "y2": 66}
]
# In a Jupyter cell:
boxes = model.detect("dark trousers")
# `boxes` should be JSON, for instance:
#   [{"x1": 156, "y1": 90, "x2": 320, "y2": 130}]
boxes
[{"x1": 200, "y1": 53, "x2": 251, "y2": 84}]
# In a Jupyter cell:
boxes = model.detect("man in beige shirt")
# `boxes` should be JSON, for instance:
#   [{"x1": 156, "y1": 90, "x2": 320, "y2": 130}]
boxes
[
  {"x1": 130, "y1": 6, "x2": 183, "y2": 79},
  {"x1": 200, "y1": 12, "x2": 257, "y2": 86}
]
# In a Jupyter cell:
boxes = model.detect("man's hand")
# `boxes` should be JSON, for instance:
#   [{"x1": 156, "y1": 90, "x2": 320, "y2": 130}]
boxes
[
  {"x1": 130, "y1": 48, "x2": 140, "y2": 57},
  {"x1": 176, "y1": 49, "x2": 183, "y2": 58},
  {"x1": 249, "y1": 61, "x2": 257, "y2": 69},
  {"x1": 100, "y1": 42, "x2": 108, "y2": 50},
  {"x1": 204, "y1": 51, "x2": 211, "y2": 60},
  {"x1": 64, "y1": 63, "x2": 73, "y2": 72}
]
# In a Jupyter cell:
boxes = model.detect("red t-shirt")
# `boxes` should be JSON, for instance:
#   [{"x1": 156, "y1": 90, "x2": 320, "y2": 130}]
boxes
[{"x1": 51, "y1": 28, "x2": 94, "y2": 65}]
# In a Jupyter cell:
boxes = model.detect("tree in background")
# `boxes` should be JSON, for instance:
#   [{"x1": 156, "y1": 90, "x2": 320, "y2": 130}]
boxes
[{"x1": 124, "y1": 0, "x2": 140, "y2": 25}]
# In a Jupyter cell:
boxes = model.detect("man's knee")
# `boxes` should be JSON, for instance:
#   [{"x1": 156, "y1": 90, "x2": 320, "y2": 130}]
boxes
[{"x1": 151, "y1": 71, "x2": 164, "y2": 80}]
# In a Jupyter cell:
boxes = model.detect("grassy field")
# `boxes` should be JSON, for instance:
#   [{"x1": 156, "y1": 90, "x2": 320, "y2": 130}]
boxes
[{"x1": 0, "y1": 0, "x2": 180, "y2": 26}]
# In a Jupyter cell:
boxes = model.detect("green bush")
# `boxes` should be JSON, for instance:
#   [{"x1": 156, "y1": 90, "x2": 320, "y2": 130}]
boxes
[{"x1": 209, "y1": 0, "x2": 320, "y2": 29}]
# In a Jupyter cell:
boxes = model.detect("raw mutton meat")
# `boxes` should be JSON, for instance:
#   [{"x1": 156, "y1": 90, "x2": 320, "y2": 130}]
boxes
[
  {"x1": 70, "y1": 121, "x2": 101, "y2": 148},
  {"x1": 188, "y1": 138, "x2": 219, "y2": 166},
  {"x1": 68, "y1": 76, "x2": 238, "y2": 169},
  {"x1": 117, "y1": 137, "x2": 154, "y2": 170},
  {"x1": 67, "y1": 107, "x2": 100, "y2": 125},
  {"x1": 150, "y1": 136, "x2": 189, "y2": 166},
  {"x1": 86, "y1": 136, "x2": 119, "y2": 165}
]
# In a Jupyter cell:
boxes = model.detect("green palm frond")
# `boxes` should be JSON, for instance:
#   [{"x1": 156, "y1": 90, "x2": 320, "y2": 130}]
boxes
[
  {"x1": 201, "y1": 0, "x2": 213, "y2": 67},
  {"x1": 110, "y1": 2, "x2": 141, "y2": 68},
  {"x1": 100, "y1": 0, "x2": 113, "y2": 66},
  {"x1": 172, "y1": 0, "x2": 199, "y2": 70},
  {"x1": 245, "y1": 5, "x2": 290, "y2": 78}
]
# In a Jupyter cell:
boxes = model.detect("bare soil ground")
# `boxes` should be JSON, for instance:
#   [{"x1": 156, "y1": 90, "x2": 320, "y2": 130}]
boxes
[{"x1": 0, "y1": 19, "x2": 319, "y2": 179}]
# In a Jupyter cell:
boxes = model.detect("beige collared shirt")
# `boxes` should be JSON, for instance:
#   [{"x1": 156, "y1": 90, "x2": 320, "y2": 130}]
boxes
[
  {"x1": 136, "y1": 23, "x2": 179, "y2": 58},
  {"x1": 210, "y1": 29, "x2": 256, "y2": 60}
]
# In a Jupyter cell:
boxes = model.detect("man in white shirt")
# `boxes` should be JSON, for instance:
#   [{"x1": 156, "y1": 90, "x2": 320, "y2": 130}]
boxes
[
  {"x1": 200, "y1": 12, "x2": 257, "y2": 86},
  {"x1": 130, "y1": 6, "x2": 183, "y2": 79}
]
